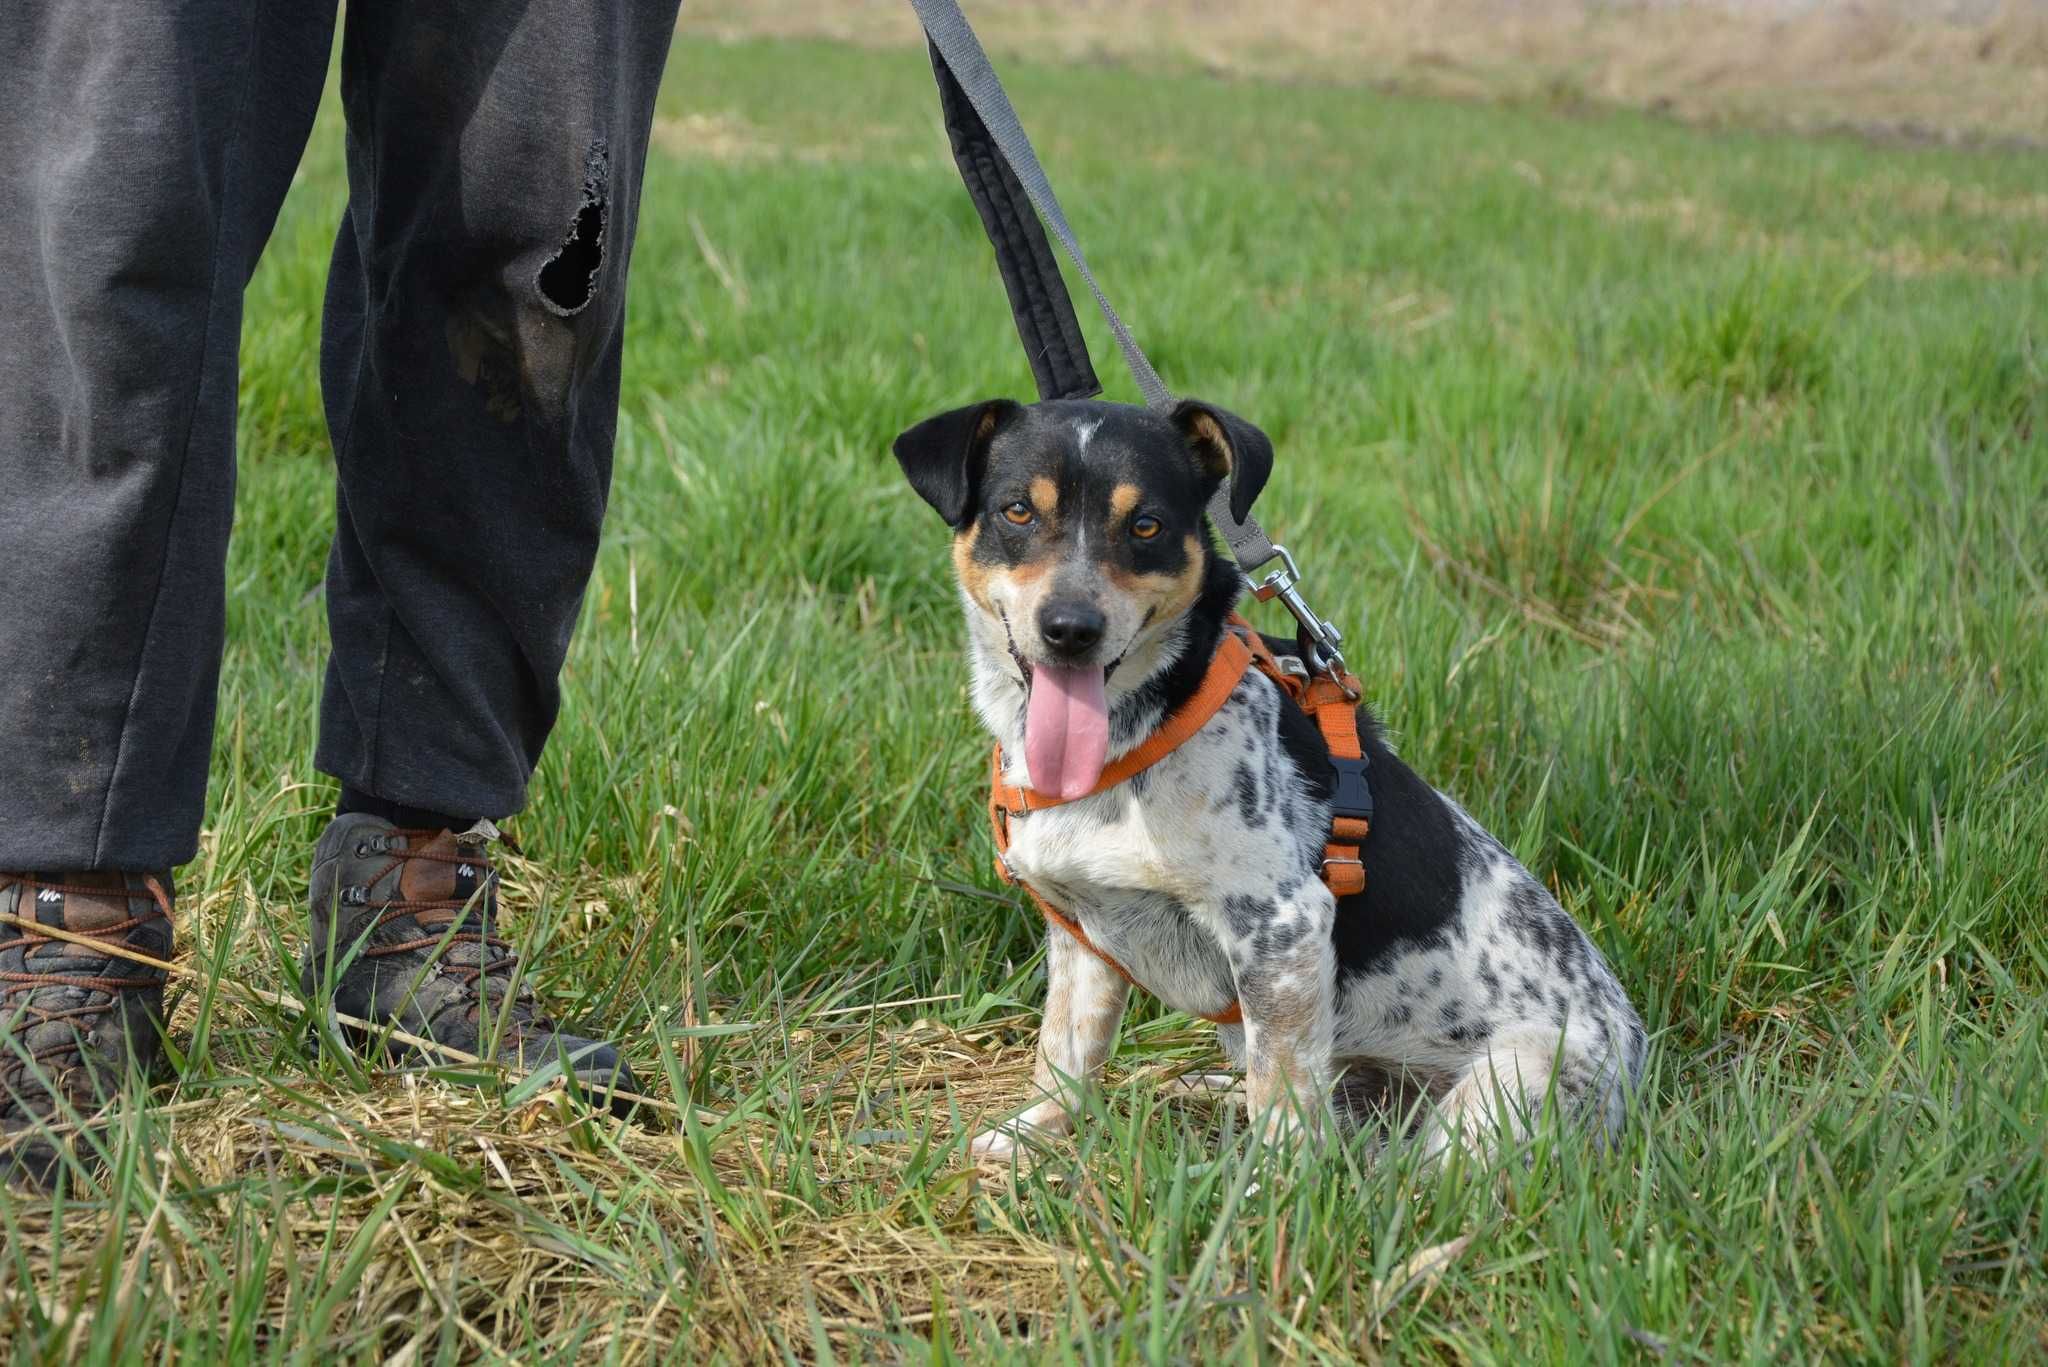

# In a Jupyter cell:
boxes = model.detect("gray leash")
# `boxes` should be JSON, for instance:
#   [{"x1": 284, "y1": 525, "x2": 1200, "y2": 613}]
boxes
[
  {"x1": 910, "y1": 0, "x2": 1352, "y2": 678},
  {"x1": 911, "y1": 0, "x2": 1170, "y2": 412}
]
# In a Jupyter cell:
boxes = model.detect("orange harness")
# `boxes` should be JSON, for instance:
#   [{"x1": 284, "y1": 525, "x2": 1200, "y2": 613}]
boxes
[{"x1": 988, "y1": 614, "x2": 1370, "y2": 1024}]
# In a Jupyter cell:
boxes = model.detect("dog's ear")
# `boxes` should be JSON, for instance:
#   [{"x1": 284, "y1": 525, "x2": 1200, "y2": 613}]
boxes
[
  {"x1": 1172, "y1": 399, "x2": 1273, "y2": 526},
  {"x1": 892, "y1": 400, "x2": 1020, "y2": 528}
]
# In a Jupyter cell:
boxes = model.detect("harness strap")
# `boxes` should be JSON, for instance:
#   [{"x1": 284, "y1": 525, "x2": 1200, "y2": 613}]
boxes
[
  {"x1": 1237, "y1": 633, "x2": 1372, "y2": 897},
  {"x1": 911, "y1": 0, "x2": 1281, "y2": 573},
  {"x1": 988, "y1": 617, "x2": 1368, "y2": 1024}
]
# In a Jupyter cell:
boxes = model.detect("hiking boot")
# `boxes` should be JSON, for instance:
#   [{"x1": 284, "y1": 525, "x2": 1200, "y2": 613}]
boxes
[
  {"x1": 301, "y1": 813, "x2": 641, "y2": 1114},
  {"x1": 0, "y1": 871, "x2": 174, "y2": 1189}
]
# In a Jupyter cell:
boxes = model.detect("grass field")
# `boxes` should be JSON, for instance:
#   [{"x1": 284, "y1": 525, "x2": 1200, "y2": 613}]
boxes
[{"x1": 5, "y1": 29, "x2": 2047, "y2": 1365}]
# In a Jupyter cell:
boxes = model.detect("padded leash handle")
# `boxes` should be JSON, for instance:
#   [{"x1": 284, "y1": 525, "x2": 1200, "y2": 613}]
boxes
[
  {"x1": 925, "y1": 45, "x2": 1099, "y2": 405},
  {"x1": 911, "y1": 0, "x2": 1169, "y2": 410},
  {"x1": 911, "y1": 0, "x2": 1354, "y2": 677}
]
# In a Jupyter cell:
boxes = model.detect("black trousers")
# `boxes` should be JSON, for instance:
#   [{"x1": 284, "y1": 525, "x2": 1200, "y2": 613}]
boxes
[{"x1": 0, "y1": 2, "x2": 680, "y2": 870}]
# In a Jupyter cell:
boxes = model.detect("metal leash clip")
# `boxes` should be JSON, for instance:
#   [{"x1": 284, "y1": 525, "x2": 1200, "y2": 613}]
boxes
[{"x1": 1249, "y1": 546, "x2": 1359, "y2": 699}]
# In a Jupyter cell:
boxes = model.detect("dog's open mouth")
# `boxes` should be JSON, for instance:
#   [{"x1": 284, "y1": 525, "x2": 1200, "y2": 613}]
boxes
[
  {"x1": 1024, "y1": 662, "x2": 1109, "y2": 800},
  {"x1": 997, "y1": 610, "x2": 1124, "y2": 799}
]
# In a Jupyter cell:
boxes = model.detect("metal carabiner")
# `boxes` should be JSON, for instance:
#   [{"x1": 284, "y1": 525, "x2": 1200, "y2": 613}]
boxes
[{"x1": 1247, "y1": 545, "x2": 1360, "y2": 700}]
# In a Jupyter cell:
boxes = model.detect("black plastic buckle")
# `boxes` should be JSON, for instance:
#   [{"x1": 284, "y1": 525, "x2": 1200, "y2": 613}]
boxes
[{"x1": 1329, "y1": 754, "x2": 1374, "y2": 824}]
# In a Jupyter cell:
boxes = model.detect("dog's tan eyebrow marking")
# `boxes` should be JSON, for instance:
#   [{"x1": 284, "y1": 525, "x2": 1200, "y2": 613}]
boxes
[
  {"x1": 1108, "y1": 484, "x2": 1142, "y2": 522},
  {"x1": 1029, "y1": 477, "x2": 1059, "y2": 517}
]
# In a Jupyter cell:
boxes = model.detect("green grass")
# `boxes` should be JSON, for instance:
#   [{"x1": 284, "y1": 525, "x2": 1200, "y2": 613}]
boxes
[{"x1": 5, "y1": 34, "x2": 2047, "y2": 1363}]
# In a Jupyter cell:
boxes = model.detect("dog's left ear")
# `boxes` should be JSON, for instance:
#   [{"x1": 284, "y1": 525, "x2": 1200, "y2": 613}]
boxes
[
  {"x1": 1172, "y1": 399, "x2": 1273, "y2": 526},
  {"x1": 892, "y1": 399, "x2": 1020, "y2": 528}
]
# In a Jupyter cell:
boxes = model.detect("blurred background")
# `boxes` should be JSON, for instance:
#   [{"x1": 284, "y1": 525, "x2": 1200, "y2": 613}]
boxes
[{"x1": 684, "y1": 0, "x2": 2048, "y2": 146}]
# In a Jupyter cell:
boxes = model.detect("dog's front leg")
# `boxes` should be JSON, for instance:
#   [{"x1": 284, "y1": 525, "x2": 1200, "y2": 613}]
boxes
[
  {"x1": 1228, "y1": 883, "x2": 1338, "y2": 1145},
  {"x1": 971, "y1": 926, "x2": 1130, "y2": 1160}
]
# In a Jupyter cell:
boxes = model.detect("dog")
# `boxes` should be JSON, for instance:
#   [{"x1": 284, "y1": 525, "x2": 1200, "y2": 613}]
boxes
[{"x1": 893, "y1": 396, "x2": 1647, "y2": 1160}]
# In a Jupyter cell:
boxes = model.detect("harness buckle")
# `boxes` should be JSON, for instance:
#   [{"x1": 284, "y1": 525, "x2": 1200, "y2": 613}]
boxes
[
  {"x1": 1328, "y1": 754, "x2": 1375, "y2": 823},
  {"x1": 1247, "y1": 545, "x2": 1359, "y2": 698}
]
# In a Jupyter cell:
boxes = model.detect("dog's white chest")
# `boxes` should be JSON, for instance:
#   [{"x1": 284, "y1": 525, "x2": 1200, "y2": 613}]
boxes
[
  {"x1": 1002, "y1": 781, "x2": 1217, "y2": 905},
  {"x1": 1000, "y1": 786, "x2": 1243, "y2": 1017}
]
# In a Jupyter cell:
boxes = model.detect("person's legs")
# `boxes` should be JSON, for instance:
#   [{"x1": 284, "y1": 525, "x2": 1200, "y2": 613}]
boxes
[
  {"x1": 300, "y1": 2, "x2": 678, "y2": 1097},
  {"x1": 0, "y1": 2, "x2": 335, "y2": 872},
  {"x1": 316, "y1": 1, "x2": 679, "y2": 819},
  {"x1": 0, "y1": 0, "x2": 334, "y2": 1185}
]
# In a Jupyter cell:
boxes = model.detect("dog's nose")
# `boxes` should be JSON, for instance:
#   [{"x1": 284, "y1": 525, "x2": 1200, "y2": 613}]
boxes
[{"x1": 1039, "y1": 601, "x2": 1106, "y2": 659}]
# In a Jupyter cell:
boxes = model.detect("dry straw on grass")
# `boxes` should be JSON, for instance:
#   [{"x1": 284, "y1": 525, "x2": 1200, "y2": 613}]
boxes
[
  {"x1": 1, "y1": 1001, "x2": 1115, "y2": 1359},
  {"x1": 680, "y1": 0, "x2": 2048, "y2": 145},
  {"x1": 3, "y1": 846, "x2": 1149, "y2": 1358}
]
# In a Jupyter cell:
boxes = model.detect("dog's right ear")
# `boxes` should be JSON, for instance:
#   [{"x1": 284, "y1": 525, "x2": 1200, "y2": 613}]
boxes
[{"x1": 891, "y1": 400, "x2": 1020, "y2": 528}]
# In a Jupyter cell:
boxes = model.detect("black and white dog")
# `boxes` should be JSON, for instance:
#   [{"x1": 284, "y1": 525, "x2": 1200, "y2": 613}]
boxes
[{"x1": 893, "y1": 397, "x2": 1647, "y2": 1160}]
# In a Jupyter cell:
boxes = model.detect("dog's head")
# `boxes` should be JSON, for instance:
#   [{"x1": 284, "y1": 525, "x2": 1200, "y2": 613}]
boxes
[{"x1": 892, "y1": 397, "x2": 1270, "y2": 797}]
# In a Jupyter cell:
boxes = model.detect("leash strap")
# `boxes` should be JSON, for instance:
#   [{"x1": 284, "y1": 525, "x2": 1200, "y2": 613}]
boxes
[
  {"x1": 910, "y1": 0, "x2": 1279, "y2": 573},
  {"x1": 925, "y1": 41, "x2": 1099, "y2": 404}
]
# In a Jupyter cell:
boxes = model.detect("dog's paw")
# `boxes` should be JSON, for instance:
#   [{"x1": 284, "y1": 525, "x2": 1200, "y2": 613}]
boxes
[
  {"x1": 1167, "y1": 1071, "x2": 1243, "y2": 1096},
  {"x1": 969, "y1": 1127, "x2": 1023, "y2": 1162},
  {"x1": 970, "y1": 1100, "x2": 1073, "y2": 1162}
]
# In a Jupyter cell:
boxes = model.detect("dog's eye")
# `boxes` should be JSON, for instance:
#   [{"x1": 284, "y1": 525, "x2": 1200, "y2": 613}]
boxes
[
  {"x1": 1002, "y1": 502, "x2": 1034, "y2": 526},
  {"x1": 1131, "y1": 515, "x2": 1162, "y2": 540}
]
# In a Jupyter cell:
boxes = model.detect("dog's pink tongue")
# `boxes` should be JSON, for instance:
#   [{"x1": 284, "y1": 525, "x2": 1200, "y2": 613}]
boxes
[{"x1": 1025, "y1": 664, "x2": 1110, "y2": 800}]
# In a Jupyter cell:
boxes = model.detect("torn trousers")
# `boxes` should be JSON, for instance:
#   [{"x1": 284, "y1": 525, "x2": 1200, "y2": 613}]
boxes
[{"x1": 0, "y1": 2, "x2": 680, "y2": 869}]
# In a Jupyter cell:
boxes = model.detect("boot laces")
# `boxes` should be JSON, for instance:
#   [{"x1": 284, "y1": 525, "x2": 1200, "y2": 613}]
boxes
[
  {"x1": 357, "y1": 832, "x2": 527, "y2": 1011},
  {"x1": 0, "y1": 873, "x2": 171, "y2": 1075}
]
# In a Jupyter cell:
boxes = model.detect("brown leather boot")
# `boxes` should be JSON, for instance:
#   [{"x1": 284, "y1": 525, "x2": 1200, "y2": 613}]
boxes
[
  {"x1": 301, "y1": 813, "x2": 640, "y2": 1113},
  {"x1": 0, "y1": 871, "x2": 173, "y2": 1189}
]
